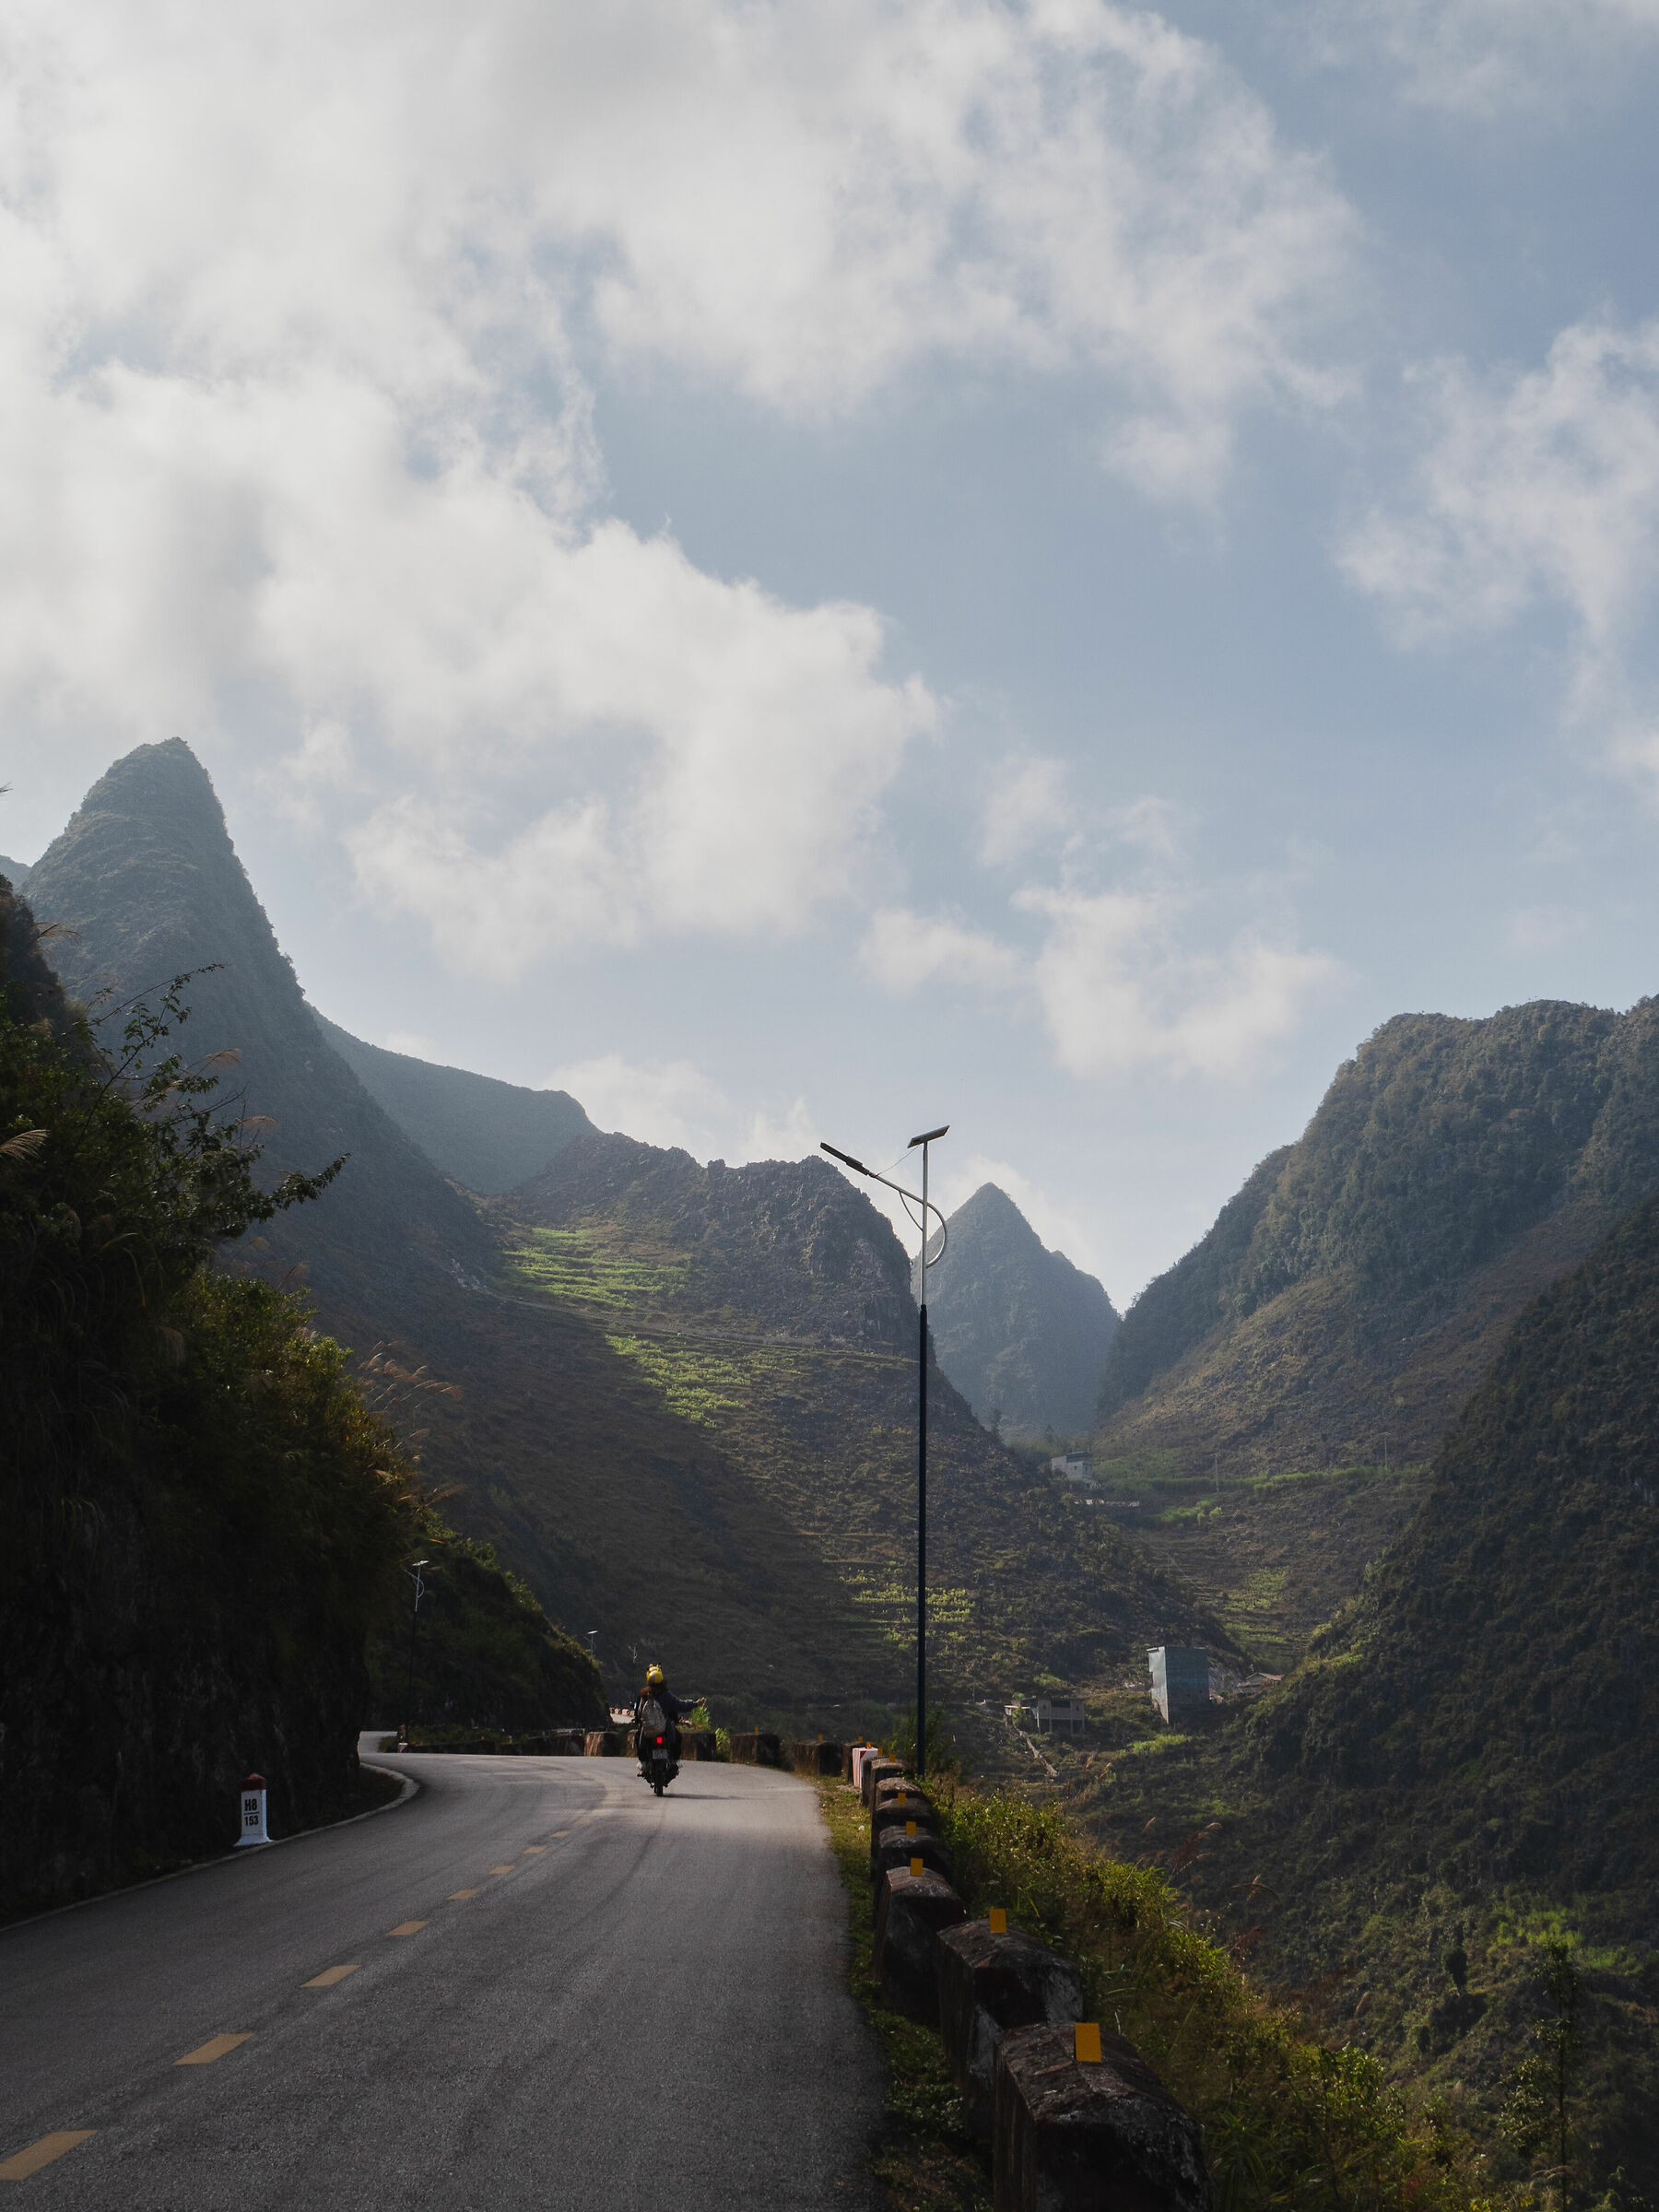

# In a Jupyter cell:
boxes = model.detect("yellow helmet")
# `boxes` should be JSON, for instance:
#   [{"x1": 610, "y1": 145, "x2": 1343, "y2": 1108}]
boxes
[{"x1": 645, "y1": 1664, "x2": 665, "y2": 1690}]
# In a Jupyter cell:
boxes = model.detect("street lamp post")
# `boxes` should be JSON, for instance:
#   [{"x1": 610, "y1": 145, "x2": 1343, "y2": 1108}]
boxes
[
  {"x1": 821, "y1": 1124, "x2": 949, "y2": 1779},
  {"x1": 401, "y1": 1559, "x2": 429, "y2": 1743}
]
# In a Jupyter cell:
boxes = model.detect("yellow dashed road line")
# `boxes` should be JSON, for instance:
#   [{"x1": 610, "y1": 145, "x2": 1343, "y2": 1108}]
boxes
[
  {"x1": 0, "y1": 2132, "x2": 96, "y2": 2181},
  {"x1": 448, "y1": 1888, "x2": 479, "y2": 1900},
  {"x1": 303, "y1": 1965, "x2": 359, "y2": 1988},
  {"x1": 176, "y1": 2035, "x2": 252, "y2": 2066},
  {"x1": 521, "y1": 1845, "x2": 546, "y2": 1854},
  {"x1": 387, "y1": 1921, "x2": 428, "y2": 1936},
  {"x1": 488, "y1": 1865, "x2": 514, "y2": 1876}
]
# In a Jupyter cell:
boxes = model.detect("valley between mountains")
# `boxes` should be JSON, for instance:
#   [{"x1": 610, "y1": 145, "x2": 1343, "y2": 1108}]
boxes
[{"x1": 8, "y1": 735, "x2": 1659, "y2": 2196}]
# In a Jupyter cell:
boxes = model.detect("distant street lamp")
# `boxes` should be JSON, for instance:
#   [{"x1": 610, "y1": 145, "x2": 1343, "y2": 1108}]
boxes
[
  {"x1": 821, "y1": 1124, "x2": 949, "y2": 1778},
  {"x1": 401, "y1": 1559, "x2": 429, "y2": 1743}
]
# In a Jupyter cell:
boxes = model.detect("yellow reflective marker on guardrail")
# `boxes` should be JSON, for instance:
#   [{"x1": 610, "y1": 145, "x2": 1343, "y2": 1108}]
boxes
[
  {"x1": 905, "y1": 1820, "x2": 917, "y2": 1836},
  {"x1": 988, "y1": 1908, "x2": 1006, "y2": 1934},
  {"x1": 1074, "y1": 2023, "x2": 1102, "y2": 2063},
  {"x1": 909, "y1": 1857, "x2": 924, "y2": 1876}
]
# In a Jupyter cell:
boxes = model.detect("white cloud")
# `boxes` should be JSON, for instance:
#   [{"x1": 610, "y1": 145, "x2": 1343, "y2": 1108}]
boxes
[
  {"x1": 1344, "y1": 318, "x2": 1659, "y2": 797},
  {"x1": 860, "y1": 908, "x2": 1023, "y2": 996},
  {"x1": 864, "y1": 869, "x2": 1343, "y2": 1080},
  {"x1": 540, "y1": 1053, "x2": 728, "y2": 1156},
  {"x1": 1344, "y1": 321, "x2": 1659, "y2": 646},
  {"x1": 0, "y1": 0, "x2": 1348, "y2": 969},
  {"x1": 980, "y1": 756, "x2": 1073, "y2": 867},
  {"x1": 541, "y1": 1051, "x2": 818, "y2": 1167},
  {"x1": 1292, "y1": 0, "x2": 1659, "y2": 116},
  {"x1": 1506, "y1": 904, "x2": 1588, "y2": 953},
  {"x1": 1018, "y1": 883, "x2": 1345, "y2": 1078},
  {"x1": 537, "y1": 0, "x2": 1357, "y2": 495}
]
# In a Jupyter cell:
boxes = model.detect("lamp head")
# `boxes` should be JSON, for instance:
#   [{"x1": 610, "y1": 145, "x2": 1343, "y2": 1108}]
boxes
[
  {"x1": 908, "y1": 1124, "x2": 949, "y2": 1148},
  {"x1": 820, "y1": 1140, "x2": 870, "y2": 1175}
]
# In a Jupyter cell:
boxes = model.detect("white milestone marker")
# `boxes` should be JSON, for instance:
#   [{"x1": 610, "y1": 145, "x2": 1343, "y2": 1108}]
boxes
[{"x1": 236, "y1": 1772, "x2": 270, "y2": 1847}]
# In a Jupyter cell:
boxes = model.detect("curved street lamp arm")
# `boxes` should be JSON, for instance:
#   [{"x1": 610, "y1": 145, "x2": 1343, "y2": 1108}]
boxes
[{"x1": 819, "y1": 1143, "x2": 947, "y2": 1265}]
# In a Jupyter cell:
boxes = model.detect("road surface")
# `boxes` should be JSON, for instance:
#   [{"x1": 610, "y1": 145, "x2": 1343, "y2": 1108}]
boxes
[{"x1": 0, "y1": 1742, "x2": 883, "y2": 2207}]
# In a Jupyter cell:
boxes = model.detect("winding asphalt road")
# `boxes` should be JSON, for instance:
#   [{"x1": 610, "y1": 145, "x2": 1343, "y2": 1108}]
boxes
[{"x1": 0, "y1": 1741, "x2": 883, "y2": 2207}]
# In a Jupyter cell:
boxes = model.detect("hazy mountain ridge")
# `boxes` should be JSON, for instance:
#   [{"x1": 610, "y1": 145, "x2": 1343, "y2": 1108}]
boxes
[
  {"x1": 1098, "y1": 1001, "x2": 1659, "y2": 1470},
  {"x1": 312, "y1": 1010, "x2": 592, "y2": 1194},
  {"x1": 922, "y1": 1182, "x2": 1118, "y2": 1438}
]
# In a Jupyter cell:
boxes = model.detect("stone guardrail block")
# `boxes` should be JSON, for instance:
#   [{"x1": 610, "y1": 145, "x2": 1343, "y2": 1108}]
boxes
[
  {"x1": 874, "y1": 1773, "x2": 931, "y2": 1806},
  {"x1": 862, "y1": 1757, "x2": 906, "y2": 1806},
  {"x1": 583, "y1": 1730, "x2": 623, "y2": 1756},
  {"x1": 677, "y1": 1729, "x2": 717, "y2": 1760},
  {"x1": 871, "y1": 1823, "x2": 955, "y2": 1888},
  {"x1": 843, "y1": 1741, "x2": 876, "y2": 1782},
  {"x1": 791, "y1": 1740, "x2": 843, "y2": 1776},
  {"x1": 873, "y1": 1866, "x2": 967, "y2": 2024},
  {"x1": 936, "y1": 1924, "x2": 1083, "y2": 2142},
  {"x1": 727, "y1": 1731, "x2": 783, "y2": 1767},
  {"x1": 869, "y1": 1791, "x2": 937, "y2": 1856},
  {"x1": 992, "y1": 2022, "x2": 1210, "y2": 2212}
]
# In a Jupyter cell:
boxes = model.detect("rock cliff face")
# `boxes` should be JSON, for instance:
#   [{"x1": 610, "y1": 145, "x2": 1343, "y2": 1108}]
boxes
[
  {"x1": 25, "y1": 739, "x2": 495, "y2": 1343},
  {"x1": 922, "y1": 1183, "x2": 1118, "y2": 1438},
  {"x1": 1098, "y1": 1000, "x2": 1659, "y2": 1470},
  {"x1": 312, "y1": 1011, "x2": 591, "y2": 1194}
]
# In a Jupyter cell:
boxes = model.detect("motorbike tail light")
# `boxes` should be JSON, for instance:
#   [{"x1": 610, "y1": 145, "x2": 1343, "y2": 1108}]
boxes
[{"x1": 655, "y1": 1735, "x2": 665, "y2": 1745}]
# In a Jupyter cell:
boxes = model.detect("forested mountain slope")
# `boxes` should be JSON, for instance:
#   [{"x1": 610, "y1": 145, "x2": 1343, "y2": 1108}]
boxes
[
  {"x1": 922, "y1": 1182, "x2": 1118, "y2": 1439},
  {"x1": 1097, "y1": 1001, "x2": 1659, "y2": 1473},
  {"x1": 1077, "y1": 1190, "x2": 1659, "y2": 2187},
  {"x1": 312, "y1": 1011, "x2": 591, "y2": 1194},
  {"x1": 26, "y1": 742, "x2": 1230, "y2": 1724}
]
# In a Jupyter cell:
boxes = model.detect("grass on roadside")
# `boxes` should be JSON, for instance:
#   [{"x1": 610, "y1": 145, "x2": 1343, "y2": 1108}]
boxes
[
  {"x1": 814, "y1": 1780, "x2": 992, "y2": 2211},
  {"x1": 817, "y1": 1777, "x2": 1502, "y2": 2212}
]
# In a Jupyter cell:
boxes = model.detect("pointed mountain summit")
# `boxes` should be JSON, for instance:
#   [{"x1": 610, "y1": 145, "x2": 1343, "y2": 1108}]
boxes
[
  {"x1": 1099, "y1": 998, "x2": 1659, "y2": 1472},
  {"x1": 312, "y1": 1011, "x2": 592, "y2": 1194},
  {"x1": 25, "y1": 738, "x2": 493, "y2": 1333},
  {"x1": 923, "y1": 1183, "x2": 1118, "y2": 1439}
]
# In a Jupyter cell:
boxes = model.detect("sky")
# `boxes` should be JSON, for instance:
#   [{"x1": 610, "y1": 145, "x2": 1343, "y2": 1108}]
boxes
[{"x1": 5, "y1": 0, "x2": 1659, "y2": 1306}]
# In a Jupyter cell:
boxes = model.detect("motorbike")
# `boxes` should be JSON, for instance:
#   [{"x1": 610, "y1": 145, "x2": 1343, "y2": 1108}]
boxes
[{"x1": 635, "y1": 1698, "x2": 679, "y2": 1795}]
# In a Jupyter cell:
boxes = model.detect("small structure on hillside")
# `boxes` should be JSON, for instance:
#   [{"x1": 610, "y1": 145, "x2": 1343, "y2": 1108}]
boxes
[
  {"x1": 1005, "y1": 1693, "x2": 1087, "y2": 1735},
  {"x1": 1147, "y1": 1646, "x2": 1211, "y2": 1725},
  {"x1": 1050, "y1": 1452, "x2": 1093, "y2": 1484}
]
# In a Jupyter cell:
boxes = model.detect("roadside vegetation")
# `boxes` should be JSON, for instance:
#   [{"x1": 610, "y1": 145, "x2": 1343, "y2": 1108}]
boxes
[
  {"x1": 0, "y1": 888, "x2": 599, "y2": 1914},
  {"x1": 820, "y1": 1770, "x2": 1502, "y2": 2212}
]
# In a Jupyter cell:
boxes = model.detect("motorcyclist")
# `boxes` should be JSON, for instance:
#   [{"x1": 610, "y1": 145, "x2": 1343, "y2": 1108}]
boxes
[{"x1": 633, "y1": 1663, "x2": 701, "y2": 1770}]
